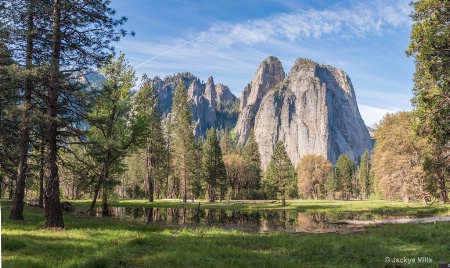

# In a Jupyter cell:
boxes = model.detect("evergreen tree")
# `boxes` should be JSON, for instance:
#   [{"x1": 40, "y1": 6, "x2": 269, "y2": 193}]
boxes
[
  {"x1": 123, "y1": 149, "x2": 146, "y2": 198},
  {"x1": 135, "y1": 74, "x2": 166, "y2": 202},
  {"x1": 1, "y1": 0, "x2": 132, "y2": 227},
  {"x1": 262, "y1": 141, "x2": 296, "y2": 206},
  {"x1": 242, "y1": 129, "x2": 261, "y2": 192},
  {"x1": 171, "y1": 81, "x2": 196, "y2": 202},
  {"x1": 358, "y1": 151, "x2": 371, "y2": 200},
  {"x1": 406, "y1": 1, "x2": 450, "y2": 203},
  {"x1": 7, "y1": 0, "x2": 36, "y2": 220},
  {"x1": 162, "y1": 116, "x2": 173, "y2": 198},
  {"x1": 0, "y1": 34, "x2": 20, "y2": 201},
  {"x1": 202, "y1": 128, "x2": 227, "y2": 202},
  {"x1": 87, "y1": 54, "x2": 151, "y2": 214},
  {"x1": 220, "y1": 126, "x2": 234, "y2": 155},
  {"x1": 192, "y1": 137, "x2": 204, "y2": 199},
  {"x1": 325, "y1": 169, "x2": 337, "y2": 200},
  {"x1": 335, "y1": 154, "x2": 354, "y2": 200}
]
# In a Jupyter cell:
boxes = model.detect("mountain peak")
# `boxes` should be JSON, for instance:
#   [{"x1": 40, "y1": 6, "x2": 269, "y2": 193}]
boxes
[
  {"x1": 253, "y1": 57, "x2": 372, "y2": 170},
  {"x1": 235, "y1": 57, "x2": 286, "y2": 145}
]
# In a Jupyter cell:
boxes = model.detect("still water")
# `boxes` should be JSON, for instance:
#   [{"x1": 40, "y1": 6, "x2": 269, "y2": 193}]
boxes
[{"x1": 96, "y1": 206, "x2": 431, "y2": 234}]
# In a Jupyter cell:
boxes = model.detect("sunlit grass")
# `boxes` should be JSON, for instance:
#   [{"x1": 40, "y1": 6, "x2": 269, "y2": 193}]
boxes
[{"x1": 2, "y1": 200, "x2": 450, "y2": 267}]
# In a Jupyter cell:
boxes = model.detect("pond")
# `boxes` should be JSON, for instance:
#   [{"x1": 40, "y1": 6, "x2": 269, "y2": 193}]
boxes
[{"x1": 95, "y1": 206, "x2": 436, "y2": 234}]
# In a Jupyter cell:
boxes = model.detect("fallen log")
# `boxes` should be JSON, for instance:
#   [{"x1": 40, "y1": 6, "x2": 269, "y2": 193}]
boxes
[{"x1": 328, "y1": 216, "x2": 450, "y2": 225}]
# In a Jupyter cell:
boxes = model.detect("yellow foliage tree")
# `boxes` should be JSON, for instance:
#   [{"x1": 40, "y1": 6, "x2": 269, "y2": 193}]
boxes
[
  {"x1": 297, "y1": 155, "x2": 332, "y2": 200},
  {"x1": 372, "y1": 112, "x2": 429, "y2": 203}
]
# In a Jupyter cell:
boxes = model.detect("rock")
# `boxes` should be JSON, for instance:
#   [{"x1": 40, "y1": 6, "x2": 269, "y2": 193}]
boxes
[
  {"x1": 215, "y1": 83, "x2": 235, "y2": 104},
  {"x1": 25, "y1": 199, "x2": 39, "y2": 207},
  {"x1": 235, "y1": 56, "x2": 285, "y2": 145},
  {"x1": 151, "y1": 73, "x2": 238, "y2": 137},
  {"x1": 61, "y1": 201, "x2": 75, "y2": 212},
  {"x1": 248, "y1": 58, "x2": 372, "y2": 170}
]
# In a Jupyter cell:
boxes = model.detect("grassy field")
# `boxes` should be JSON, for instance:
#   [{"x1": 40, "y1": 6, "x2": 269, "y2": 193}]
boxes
[{"x1": 2, "y1": 199, "x2": 450, "y2": 267}]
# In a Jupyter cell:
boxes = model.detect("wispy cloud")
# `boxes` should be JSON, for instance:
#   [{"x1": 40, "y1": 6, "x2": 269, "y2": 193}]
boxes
[
  {"x1": 195, "y1": 0, "x2": 411, "y2": 48},
  {"x1": 116, "y1": 0, "x2": 414, "y2": 113},
  {"x1": 126, "y1": 0, "x2": 411, "y2": 70}
]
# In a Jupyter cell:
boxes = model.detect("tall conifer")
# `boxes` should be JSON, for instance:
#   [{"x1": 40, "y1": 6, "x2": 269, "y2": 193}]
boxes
[{"x1": 171, "y1": 81, "x2": 196, "y2": 202}]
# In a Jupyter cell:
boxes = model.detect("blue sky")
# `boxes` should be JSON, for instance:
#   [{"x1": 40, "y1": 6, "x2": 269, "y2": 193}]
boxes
[{"x1": 110, "y1": 0, "x2": 414, "y2": 126}]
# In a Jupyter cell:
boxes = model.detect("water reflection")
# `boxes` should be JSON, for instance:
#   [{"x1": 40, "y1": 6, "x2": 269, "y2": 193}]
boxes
[{"x1": 95, "y1": 207, "x2": 428, "y2": 234}]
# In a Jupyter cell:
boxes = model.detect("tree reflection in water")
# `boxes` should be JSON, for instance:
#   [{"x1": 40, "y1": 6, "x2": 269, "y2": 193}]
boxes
[{"x1": 95, "y1": 207, "x2": 428, "y2": 233}]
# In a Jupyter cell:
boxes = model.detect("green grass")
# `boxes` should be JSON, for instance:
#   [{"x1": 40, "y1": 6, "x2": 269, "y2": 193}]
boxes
[{"x1": 2, "y1": 200, "x2": 450, "y2": 267}]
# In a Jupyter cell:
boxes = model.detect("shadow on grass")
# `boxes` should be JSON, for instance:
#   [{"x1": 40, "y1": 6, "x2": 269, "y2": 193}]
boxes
[{"x1": 3, "y1": 203, "x2": 450, "y2": 268}]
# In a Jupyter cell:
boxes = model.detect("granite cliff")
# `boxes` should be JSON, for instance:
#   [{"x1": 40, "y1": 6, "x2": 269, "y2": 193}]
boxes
[
  {"x1": 150, "y1": 73, "x2": 238, "y2": 137},
  {"x1": 235, "y1": 56, "x2": 285, "y2": 145},
  {"x1": 236, "y1": 57, "x2": 373, "y2": 170}
]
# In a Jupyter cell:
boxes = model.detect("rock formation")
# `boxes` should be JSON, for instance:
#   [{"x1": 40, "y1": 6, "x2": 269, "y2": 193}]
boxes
[
  {"x1": 86, "y1": 57, "x2": 372, "y2": 170},
  {"x1": 237, "y1": 58, "x2": 372, "y2": 170},
  {"x1": 150, "y1": 73, "x2": 238, "y2": 137},
  {"x1": 235, "y1": 56, "x2": 285, "y2": 145}
]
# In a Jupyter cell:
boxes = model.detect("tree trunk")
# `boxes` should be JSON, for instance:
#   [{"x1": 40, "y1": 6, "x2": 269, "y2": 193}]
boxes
[
  {"x1": 183, "y1": 162, "x2": 187, "y2": 203},
  {"x1": 121, "y1": 175, "x2": 125, "y2": 198},
  {"x1": 44, "y1": 0, "x2": 64, "y2": 228},
  {"x1": 155, "y1": 180, "x2": 159, "y2": 199},
  {"x1": 72, "y1": 179, "x2": 75, "y2": 200},
  {"x1": 10, "y1": 0, "x2": 35, "y2": 221},
  {"x1": 439, "y1": 178, "x2": 448, "y2": 204},
  {"x1": 89, "y1": 180, "x2": 102, "y2": 212},
  {"x1": 89, "y1": 159, "x2": 108, "y2": 212},
  {"x1": 146, "y1": 142, "x2": 154, "y2": 202},
  {"x1": 9, "y1": 177, "x2": 14, "y2": 199},
  {"x1": 102, "y1": 188, "x2": 109, "y2": 216},
  {"x1": 38, "y1": 137, "x2": 44, "y2": 208},
  {"x1": 166, "y1": 149, "x2": 170, "y2": 199}
]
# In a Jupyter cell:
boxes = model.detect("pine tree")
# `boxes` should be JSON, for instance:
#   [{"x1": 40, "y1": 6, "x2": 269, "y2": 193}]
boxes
[
  {"x1": 202, "y1": 128, "x2": 227, "y2": 202},
  {"x1": 358, "y1": 151, "x2": 371, "y2": 200},
  {"x1": 242, "y1": 129, "x2": 261, "y2": 191},
  {"x1": 7, "y1": 0, "x2": 37, "y2": 221},
  {"x1": 163, "y1": 116, "x2": 174, "y2": 198},
  {"x1": 135, "y1": 74, "x2": 166, "y2": 202},
  {"x1": 335, "y1": 154, "x2": 354, "y2": 200},
  {"x1": 0, "y1": 32, "x2": 20, "y2": 201},
  {"x1": 220, "y1": 127, "x2": 234, "y2": 155},
  {"x1": 192, "y1": 137, "x2": 204, "y2": 199},
  {"x1": 2, "y1": 1, "x2": 132, "y2": 226},
  {"x1": 171, "y1": 81, "x2": 196, "y2": 202},
  {"x1": 406, "y1": 1, "x2": 450, "y2": 203},
  {"x1": 87, "y1": 54, "x2": 151, "y2": 214},
  {"x1": 262, "y1": 141, "x2": 296, "y2": 206}
]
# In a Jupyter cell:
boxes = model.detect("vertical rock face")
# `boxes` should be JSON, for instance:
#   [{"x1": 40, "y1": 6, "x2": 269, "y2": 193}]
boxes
[
  {"x1": 150, "y1": 73, "x2": 238, "y2": 137},
  {"x1": 252, "y1": 58, "x2": 373, "y2": 170},
  {"x1": 235, "y1": 56, "x2": 285, "y2": 145}
]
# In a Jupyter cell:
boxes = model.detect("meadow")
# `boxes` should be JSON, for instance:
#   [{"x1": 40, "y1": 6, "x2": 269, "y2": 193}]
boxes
[{"x1": 2, "y1": 199, "x2": 450, "y2": 268}]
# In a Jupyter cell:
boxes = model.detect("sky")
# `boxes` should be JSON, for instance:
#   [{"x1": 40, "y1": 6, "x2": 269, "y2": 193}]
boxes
[{"x1": 110, "y1": 0, "x2": 415, "y2": 127}]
